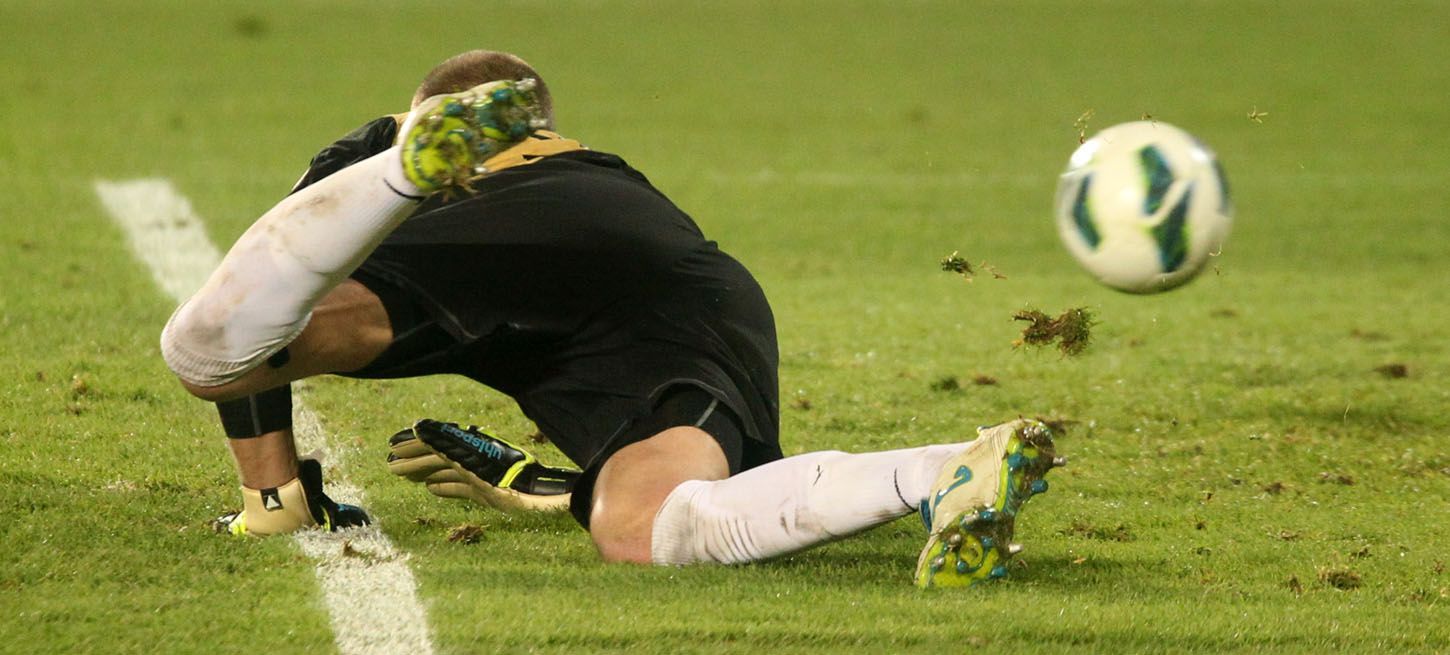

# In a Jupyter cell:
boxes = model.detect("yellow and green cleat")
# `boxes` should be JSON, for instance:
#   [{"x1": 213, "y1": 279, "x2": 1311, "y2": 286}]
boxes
[
  {"x1": 914, "y1": 418, "x2": 1065, "y2": 588},
  {"x1": 398, "y1": 79, "x2": 548, "y2": 194}
]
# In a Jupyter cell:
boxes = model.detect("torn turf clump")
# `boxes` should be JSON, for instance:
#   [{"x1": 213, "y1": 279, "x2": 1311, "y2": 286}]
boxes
[{"x1": 1013, "y1": 307, "x2": 1095, "y2": 356}]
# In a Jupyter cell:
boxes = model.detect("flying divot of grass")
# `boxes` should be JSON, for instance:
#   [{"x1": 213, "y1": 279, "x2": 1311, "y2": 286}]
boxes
[
  {"x1": 1012, "y1": 307, "x2": 1095, "y2": 356},
  {"x1": 940, "y1": 251, "x2": 1006, "y2": 282}
]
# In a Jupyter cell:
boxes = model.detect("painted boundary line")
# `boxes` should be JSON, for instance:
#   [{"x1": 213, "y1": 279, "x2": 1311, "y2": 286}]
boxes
[{"x1": 95, "y1": 178, "x2": 435, "y2": 655}]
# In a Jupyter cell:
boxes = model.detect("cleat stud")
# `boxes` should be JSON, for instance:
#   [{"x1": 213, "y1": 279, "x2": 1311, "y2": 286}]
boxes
[
  {"x1": 1030, "y1": 479, "x2": 1049, "y2": 494},
  {"x1": 979, "y1": 508, "x2": 997, "y2": 523},
  {"x1": 930, "y1": 556, "x2": 946, "y2": 571},
  {"x1": 1007, "y1": 543, "x2": 1024, "y2": 555},
  {"x1": 980, "y1": 537, "x2": 994, "y2": 550},
  {"x1": 1052, "y1": 456, "x2": 1068, "y2": 468},
  {"x1": 990, "y1": 565, "x2": 1008, "y2": 579},
  {"x1": 956, "y1": 560, "x2": 969, "y2": 574},
  {"x1": 515, "y1": 78, "x2": 537, "y2": 92},
  {"x1": 947, "y1": 532, "x2": 963, "y2": 548},
  {"x1": 528, "y1": 117, "x2": 549, "y2": 129},
  {"x1": 1007, "y1": 453, "x2": 1025, "y2": 470}
]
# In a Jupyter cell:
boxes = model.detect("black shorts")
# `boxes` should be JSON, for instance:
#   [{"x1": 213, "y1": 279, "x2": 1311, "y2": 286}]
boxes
[
  {"x1": 563, "y1": 384, "x2": 751, "y2": 527},
  {"x1": 349, "y1": 271, "x2": 782, "y2": 526},
  {"x1": 334, "y1": 148, "x2": 783, "y2": 526}
]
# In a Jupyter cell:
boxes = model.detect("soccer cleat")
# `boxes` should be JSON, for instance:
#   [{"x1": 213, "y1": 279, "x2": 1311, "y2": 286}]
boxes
[
  {"x1": 213, "y1": 458, "x2": 370, "y2": 536},
  {"x1": 397, "y1": 78, "x2": 549, "y2": 193},
  {"x1": 386, "y1": 420, "x2": 579, "y2": 512},
  {"x1": 914, "y1": 418, "x2": 1062, "y2": 588}
]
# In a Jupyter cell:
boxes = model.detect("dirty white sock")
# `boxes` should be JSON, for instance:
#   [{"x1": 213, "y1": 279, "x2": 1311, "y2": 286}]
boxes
[
  {"x1": 161, "y1": 148, "x2": 420, "y2": 385},
  {"x1": 650, "y1": 443, "x2": 964, "y2": 565}
]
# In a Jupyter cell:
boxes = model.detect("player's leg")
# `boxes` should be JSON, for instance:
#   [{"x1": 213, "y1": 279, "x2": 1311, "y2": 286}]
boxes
[
  {"x1": 589, "y1": 426, "x2": 731, "y2": 562},
  {"x1": 173, "y1": 279, "x2": 394, "y2": 403},
  {"x1": 596, "y1": 433, "x2": 963, "y2": 564},
  {"x1": 585, "y1": 387, "x2": 966, "y2": 563},
  {"x1": 204, "y1": 279, "x2": 388, "y2": 533},
  {"x1": 162, "y1": 79, "x2": 545, "y2": 394},
  {"x1": 163, "y1": 81, "x2": 544, "y2": 535},
  {"x1": 598, "y1": 417, "x2": 1063, "y2": 586},
  {"x1": 213, "y1": 425, "x2": 371, "y2": 536},
  {"x1": 208, "y1": 282, "x2": 389, "y2": 535},
  {"x1": 160, "y1": 149, "x2": 423, "y2": 393}
]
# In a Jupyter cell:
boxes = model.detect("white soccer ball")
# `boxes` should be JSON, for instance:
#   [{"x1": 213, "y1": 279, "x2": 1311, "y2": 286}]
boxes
[{"x1": 1054, "y1": 121, "x2": 1233, "y2": 293}]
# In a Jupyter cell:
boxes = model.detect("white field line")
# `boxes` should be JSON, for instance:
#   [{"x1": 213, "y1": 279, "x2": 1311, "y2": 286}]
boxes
[{"x1": 95, "y1": 178, "x2": 434, "y2": 655}]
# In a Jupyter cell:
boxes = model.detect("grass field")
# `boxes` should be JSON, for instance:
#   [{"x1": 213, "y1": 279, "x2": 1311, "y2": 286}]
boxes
[{"x1": 3, "y1": 1, "x2": 1449, "y2": 653}]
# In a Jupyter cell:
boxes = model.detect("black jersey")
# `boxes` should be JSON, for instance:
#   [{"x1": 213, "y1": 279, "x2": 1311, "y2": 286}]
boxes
[{"x1": 293, "y1": 118, "x2": 783, "y2": 494}]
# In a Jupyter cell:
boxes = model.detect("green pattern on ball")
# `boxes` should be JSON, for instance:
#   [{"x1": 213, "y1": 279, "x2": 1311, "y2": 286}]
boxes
[
  {"x1": 1151, "y1": 185, "x2": 1192, "y2": 272},
  {"x1": 1139, "y1": 145, "x2": 1174, "y2": 215},
  {"x1": 1071, "y1": 174, "x2": 1101, "y2": 249},
  {"x1": 1212, "y1": 158, "x2": 1232, "y2": 214}
]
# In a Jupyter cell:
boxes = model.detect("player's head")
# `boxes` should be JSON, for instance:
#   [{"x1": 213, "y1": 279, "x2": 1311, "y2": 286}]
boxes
[{"x1": 413, "y1": 50, "x2": 555, "y2": 129}]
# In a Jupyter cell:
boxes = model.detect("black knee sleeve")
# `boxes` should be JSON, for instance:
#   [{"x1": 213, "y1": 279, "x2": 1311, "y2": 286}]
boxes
[{"x1": 215, "y1": 384, "x2": 293, "y2": 439}]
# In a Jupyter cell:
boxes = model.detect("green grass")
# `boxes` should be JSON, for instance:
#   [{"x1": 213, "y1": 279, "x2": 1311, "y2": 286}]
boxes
[{"x1": 2, "y1": 1, "x2": 1449, "y2": 653}]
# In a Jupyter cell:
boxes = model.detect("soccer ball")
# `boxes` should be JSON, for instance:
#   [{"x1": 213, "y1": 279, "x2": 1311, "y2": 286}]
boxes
[{"x1": 1054, "y1": 121, "x2": 1233, "y2": 293}]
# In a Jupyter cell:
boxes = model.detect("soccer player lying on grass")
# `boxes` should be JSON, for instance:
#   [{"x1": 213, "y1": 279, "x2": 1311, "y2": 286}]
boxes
[{"x1": 160, "y1": 50, "x2": 1065, "y2": 587}]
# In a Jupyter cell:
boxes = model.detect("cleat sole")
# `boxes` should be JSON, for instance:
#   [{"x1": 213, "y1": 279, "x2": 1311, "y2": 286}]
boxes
[
  {"x1": 399, "y1": 79, "x2": 546, "y2": 193},
  {"x1": 915, "y1": 419, "x2": 1060, "y2": 588}
]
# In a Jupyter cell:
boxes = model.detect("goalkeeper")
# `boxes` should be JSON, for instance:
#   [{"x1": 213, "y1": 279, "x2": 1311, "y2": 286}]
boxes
[{"x1": 162, "y1": 50, "x2": 1063, "y2": 587}]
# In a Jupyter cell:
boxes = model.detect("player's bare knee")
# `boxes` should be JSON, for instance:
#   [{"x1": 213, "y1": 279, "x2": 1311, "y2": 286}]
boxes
[
  {"x1": 589, "y1": 503, "x2": 656, "y2": 564},
  {"x1": 591, "y1": 529, "x2": 653, "y2": 564},
  {"x1": 173, "y1": 376, "x2": 232, "y2": 403},
  {"x1": 592, "y1": 529, "x2": 649, "y2": 563},
  {"x1": 168, "y1": 349, "x2": 293, "y2": 403}
]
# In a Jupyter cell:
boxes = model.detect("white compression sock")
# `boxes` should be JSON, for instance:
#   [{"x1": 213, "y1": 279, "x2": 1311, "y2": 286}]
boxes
[
  {"x1": 161, "y1": 147, "x2": 421, "y2": 386},
  {"x1": 650, "y1": 443, "x2": 964, "y2": 565}
]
